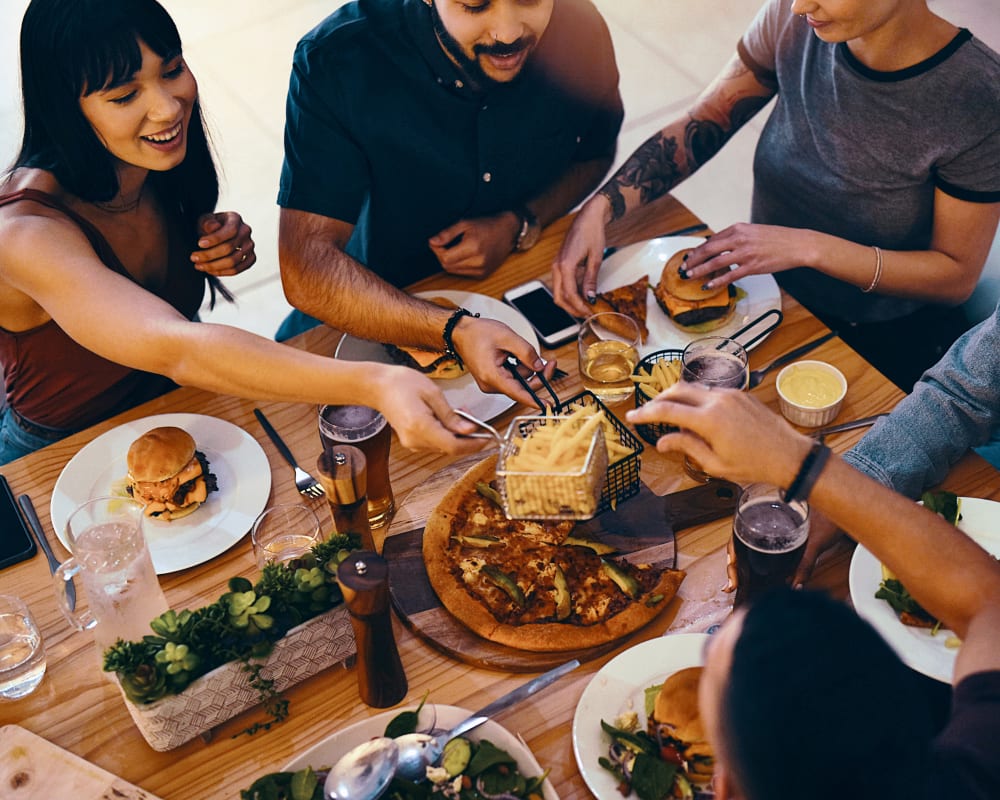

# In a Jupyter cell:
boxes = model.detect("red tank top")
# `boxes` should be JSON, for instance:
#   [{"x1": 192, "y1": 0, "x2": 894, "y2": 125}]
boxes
[{"x1": 0, "y1": 189, "x2": 205, "y2": 430}]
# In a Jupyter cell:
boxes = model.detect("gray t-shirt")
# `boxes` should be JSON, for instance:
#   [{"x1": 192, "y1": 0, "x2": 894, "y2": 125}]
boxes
[{"x1": 740, "y1": 0, "x2": 1000, "y2": 324}]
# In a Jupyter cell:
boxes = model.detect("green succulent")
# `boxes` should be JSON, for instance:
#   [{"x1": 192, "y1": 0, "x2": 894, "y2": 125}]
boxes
[
  {"x1": 149, "y1": 608, "x2": 193, "y2": 640},
  {"x1": 119, "y1": 662, "x2": 168, "y2": 704},
  {"x1": 224, "y1": 590, "x2": 274, "y2": 633}
]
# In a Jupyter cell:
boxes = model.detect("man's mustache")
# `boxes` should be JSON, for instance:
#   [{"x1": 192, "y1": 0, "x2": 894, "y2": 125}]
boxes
[{"x1": 474, "y1": 37, "x2": 535, "y2": 58}]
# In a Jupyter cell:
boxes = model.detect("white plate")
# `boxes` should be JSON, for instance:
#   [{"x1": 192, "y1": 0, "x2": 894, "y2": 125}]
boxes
[
  {"x1": 849, "y1": 497, "x2": 1000, "y2": 683},
  {"x1": 598, "y1": 236, "x2": 782, "y2": 356},
  {"x1": 51, "y1": 413, "x2": 270, "y2": 574},
  {"x1": 572, "y1": 633, "x2": 711, "y2": 799},
  {"x1": 335, "y1": 290, "x2": 540, "y2": 422},
  {"x1": 283, "y1": 703, "x2": 559, "y2": 799}
]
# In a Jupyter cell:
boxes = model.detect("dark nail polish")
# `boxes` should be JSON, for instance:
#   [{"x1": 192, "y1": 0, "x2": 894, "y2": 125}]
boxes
[
  {"x1": 682, "y1": 253, "x2": 689, "y2": 261},
  {"x1": 678, "y1": 265, "x2": 690, "y2": 280},
  {"x1": 586, "y1": 293, "x2": 596, "y2": 304},
  {"x1": 701, "y1": 283, "x2": 712, "y2": 292}
]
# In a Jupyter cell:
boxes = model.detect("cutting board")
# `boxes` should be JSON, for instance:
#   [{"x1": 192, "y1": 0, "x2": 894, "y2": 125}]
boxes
[
  {"x1": 0, "y1": 725, "x2": 160, "y2": 799},
  {"x1": 384, "y1": 456, "x2": 738, "y2": 671}
]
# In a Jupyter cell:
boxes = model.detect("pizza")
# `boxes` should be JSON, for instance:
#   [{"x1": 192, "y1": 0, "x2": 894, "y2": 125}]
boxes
[
  {"x1": 423, "y1": 456, "x2": 685, "y2": 651},
  {"x1": 593, "y1": 275, "x2": 650, "y2": 343}
]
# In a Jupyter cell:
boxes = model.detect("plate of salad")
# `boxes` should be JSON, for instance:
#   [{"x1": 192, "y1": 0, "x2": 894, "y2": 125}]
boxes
[
  {"x1": 850, "y1": 494, "x2": 1000, "y2": 684},
  {"x1": 572, "y1": 634, "x2": 713, "y2": 800},
  {"x1": 241, "y1": 703, "x2": 558, "y2": 800}
]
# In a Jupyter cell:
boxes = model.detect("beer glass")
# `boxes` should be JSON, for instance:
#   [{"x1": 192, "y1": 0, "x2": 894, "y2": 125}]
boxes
[
  {"x1": 681, "y1": 336, "x2": 749, "y2": 480},
  {"x1": 578, "y1": 313, "x2": 641, "y2": 404},
  {"x1": 251, "y1": 503, "x2": 322, "y2": 569},
  {"x1": 55, "y1": 497, "x2": 169, "y2": 650},
  {"x1": 318, "y1": 405, "x2": 394, "y2": 527},
  {"x1": 732, "y1": 483, "x2": 809, "y2": 608}
]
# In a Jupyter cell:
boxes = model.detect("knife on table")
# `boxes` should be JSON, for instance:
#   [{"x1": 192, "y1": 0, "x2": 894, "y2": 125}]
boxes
[{"x1": 18, "y1": 493, "x2": 76, "y2": 611}]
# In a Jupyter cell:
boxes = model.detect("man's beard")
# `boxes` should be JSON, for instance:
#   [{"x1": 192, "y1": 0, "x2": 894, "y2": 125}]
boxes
[{"x1": 428, "y1": 1, "x2": 535, "y2": 88}]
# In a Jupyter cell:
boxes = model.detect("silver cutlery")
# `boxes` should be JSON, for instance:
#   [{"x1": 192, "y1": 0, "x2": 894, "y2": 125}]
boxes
[
  {"x1": 748, "y1": 330, "x2": 838, "y2": 389},
  {"x1": 253, "y1": 408, "x2": 325, "y2": 498},
  {"x1": 813, "y1": 413, "x2": 888, "y2": 439},
  {"x1": 18, "y1": 493, "x2": 76, "y2": 611}
]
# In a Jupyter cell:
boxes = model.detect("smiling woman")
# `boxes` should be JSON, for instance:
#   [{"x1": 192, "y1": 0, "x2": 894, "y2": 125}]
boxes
[{"x1": 0, "y1": 0, "x2": 490, "y2": 464}]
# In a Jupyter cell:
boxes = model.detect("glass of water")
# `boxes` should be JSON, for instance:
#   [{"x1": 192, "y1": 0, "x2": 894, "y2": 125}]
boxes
[{"x1": 0, "y1": 594, "x2": 46, "y2": 700}]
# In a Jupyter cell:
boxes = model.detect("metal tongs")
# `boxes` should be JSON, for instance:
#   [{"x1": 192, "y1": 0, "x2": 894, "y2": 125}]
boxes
[
  {"x1": 503, "y1": 355, "x2": 561, "y2": 411},
  {"x1": 453, "y1": 408, "x2": 504, "y2": 443}
]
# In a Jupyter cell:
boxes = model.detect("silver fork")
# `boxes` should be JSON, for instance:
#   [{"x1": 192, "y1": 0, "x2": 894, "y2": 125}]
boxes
[{"x1": 253, "y1": 408, "x2": 325, "y2": 498}]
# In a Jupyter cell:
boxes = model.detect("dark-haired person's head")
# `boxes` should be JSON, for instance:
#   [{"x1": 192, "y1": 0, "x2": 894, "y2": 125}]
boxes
[
  {"x1": 14, "y1": 0, "x2": 216, "y2": 216},
  {"x1": 699, "y1": 588, "x2": 933, "y2": 800}
]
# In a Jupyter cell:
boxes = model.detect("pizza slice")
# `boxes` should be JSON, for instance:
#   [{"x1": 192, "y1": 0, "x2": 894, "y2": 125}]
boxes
[{"x1": 594, "y1": 275, "x2": 650, "y2": 343}]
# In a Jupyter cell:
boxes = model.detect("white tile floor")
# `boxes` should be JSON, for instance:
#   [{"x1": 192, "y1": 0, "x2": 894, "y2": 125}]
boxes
[{"x1": 1, "y1": 1, "x2": 997, "y2": 339}]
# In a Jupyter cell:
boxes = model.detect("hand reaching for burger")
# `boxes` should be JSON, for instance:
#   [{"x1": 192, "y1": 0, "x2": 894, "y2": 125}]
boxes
[
  {"x1": 369, "y1": 366, "x2": 485, "y2": 455},
  {"x1": 677, "y1": 223, "x2": 822, "y2": 291}
]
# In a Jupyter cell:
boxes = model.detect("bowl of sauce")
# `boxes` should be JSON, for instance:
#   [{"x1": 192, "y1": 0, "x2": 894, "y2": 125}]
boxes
[{"x1": 776, "y1": 360, "x2": 847, "y2": 427}]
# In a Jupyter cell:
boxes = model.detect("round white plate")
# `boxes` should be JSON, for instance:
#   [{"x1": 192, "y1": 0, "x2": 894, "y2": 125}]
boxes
[
  {"x1": 572, "y1": 633, "x2": 711, "y2": 799},
  {"x1": 598, "y1": 236, "x2": 782, "y2": 356},
  {"x1": 849, "y1": 497, "x2": 1000, "y2": 683},
  {"x1": 283, "y1": 703, "x2": 559, "y2": 799},
  {"x1": 51, "y1": 413, "x2": 270, "y2": 574},
  {"x1": 336, "y1": 290, "x2": 540, "y2": 422}
]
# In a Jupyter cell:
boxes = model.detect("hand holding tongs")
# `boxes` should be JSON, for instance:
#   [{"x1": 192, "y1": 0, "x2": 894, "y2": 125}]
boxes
[{"x1": 453, "y1": 408, "x2": 504, "y2": 443}]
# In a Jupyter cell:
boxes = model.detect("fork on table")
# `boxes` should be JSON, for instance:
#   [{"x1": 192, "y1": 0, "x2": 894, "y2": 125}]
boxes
[{"x1": 253, "y1": 408, "x2": 325, "y2": 498}]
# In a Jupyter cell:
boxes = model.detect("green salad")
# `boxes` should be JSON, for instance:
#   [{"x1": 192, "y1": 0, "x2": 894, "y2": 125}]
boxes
[{"x1": 241, "y1": 700, "x2": 549, "y2": 800}]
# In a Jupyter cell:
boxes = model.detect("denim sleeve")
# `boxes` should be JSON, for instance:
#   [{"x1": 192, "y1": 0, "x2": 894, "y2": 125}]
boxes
[{"x1": 843, "y1": 305, "x2": 1000, "y2": 498}]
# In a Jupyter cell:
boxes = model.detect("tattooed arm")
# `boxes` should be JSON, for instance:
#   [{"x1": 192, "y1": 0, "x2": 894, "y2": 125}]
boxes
[{"x1": 552, "y1": 55, "x2": 775, "y2": 315}]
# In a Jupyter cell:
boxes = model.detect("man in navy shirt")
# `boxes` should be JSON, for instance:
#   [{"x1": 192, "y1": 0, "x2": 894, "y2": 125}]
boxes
[{"x1": 276, "y1": 0, "x2": 622, "y2": 399}]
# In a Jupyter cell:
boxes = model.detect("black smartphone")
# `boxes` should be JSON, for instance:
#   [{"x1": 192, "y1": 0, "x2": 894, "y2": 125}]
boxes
[
  {"x1": 0, "y1": 474, "x2": 36, "y2": 570},
  {"x1": 503, "y1": 280, "x2": 581, "y2": 348}
]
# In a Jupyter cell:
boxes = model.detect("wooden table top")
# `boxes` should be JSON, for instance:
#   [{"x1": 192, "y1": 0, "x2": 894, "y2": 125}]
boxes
[{"x1": 2, "y1": 194, "x2": 998, "y2": 799}]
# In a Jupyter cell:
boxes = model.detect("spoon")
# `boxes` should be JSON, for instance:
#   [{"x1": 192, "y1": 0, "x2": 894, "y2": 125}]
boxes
[
  {"x1": 394, "y1": 658, "x2": 580, "y2": 782},
  {"x1": 323, "y1": 737, "x2": 398, "y2": 800},
  {"x1": 747, "y1": 330, "x2": 838, "y2": 389}
]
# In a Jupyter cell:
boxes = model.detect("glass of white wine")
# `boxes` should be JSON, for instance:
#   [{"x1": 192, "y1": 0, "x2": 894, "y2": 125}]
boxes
[{"x1": 577, "y1": 312, "x2": 641, "y2": 404}]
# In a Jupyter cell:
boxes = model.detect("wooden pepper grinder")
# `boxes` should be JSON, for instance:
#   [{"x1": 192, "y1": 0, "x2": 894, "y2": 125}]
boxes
[
  {"x1": 337, "y1": 551, "x2": 408, "y2": 707},
  {"x1": 317, "y1": 446, "x2": 376, "y2": 552}
]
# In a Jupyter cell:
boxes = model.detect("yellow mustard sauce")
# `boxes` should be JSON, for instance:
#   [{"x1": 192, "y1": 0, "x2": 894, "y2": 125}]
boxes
[{"x1": 779, "y1": 365, "x2": 842, "y2": 407}]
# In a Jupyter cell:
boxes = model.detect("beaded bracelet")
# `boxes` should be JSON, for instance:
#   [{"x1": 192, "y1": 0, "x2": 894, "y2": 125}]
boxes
[
  {"x1": 861, "y1": 246, "x2": 883, "y2": 294},
  {"x1": 784, "y1": 439, "x2": 832, "y2": 504},
  {"x1": 442, "y1": 307, "x2": 479, "y2": 369}
]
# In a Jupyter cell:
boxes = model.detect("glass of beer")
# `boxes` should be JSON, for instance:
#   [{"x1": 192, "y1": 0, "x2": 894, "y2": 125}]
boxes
[
  {"x1": 681, "y1": 336, "x2": 749, "y2": 480},
  {"x1": 318, "y1": 405, "x2": 394, "y2": 527},
  {"x1": 251, "y1": 503, "x2": 322, "y2": 570},
  {"x1": 732, "y1": 482, "x2": 810, "y2": 608},
  {"x1": 578, "y1": 312, "x2": 641, "y2": 404}
]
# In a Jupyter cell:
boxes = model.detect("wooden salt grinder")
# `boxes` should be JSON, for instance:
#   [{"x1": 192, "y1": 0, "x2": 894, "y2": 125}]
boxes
[
  {"x1": 317, "y1": 446, "x2": 375, "y2": 552},
  {"x1": 336, "y1": 551, "x2": 407, "y2": 708}
]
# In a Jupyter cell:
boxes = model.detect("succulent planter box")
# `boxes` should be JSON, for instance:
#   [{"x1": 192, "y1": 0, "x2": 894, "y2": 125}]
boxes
[{"x1": 119, "y1": 605, "x2": 355, "y2": 751}]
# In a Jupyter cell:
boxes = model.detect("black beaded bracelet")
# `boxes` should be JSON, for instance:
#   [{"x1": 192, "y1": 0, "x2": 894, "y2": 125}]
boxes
[
  {"x1": 784, "y1": 439, "x2": 832, "y2": 504},
  {"x1": 442, "y1": 307, "x2": 479, "y2": 369}
]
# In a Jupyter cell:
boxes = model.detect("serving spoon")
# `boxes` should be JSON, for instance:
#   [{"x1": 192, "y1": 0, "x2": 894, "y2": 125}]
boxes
[{"x1": 324, "y1": 659, "x2": 579, "y2": 799}]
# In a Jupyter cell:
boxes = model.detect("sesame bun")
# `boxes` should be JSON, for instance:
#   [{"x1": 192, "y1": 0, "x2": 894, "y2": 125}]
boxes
[{"x1": 127, "y1": 427, "x2": 196, "y2": 483}]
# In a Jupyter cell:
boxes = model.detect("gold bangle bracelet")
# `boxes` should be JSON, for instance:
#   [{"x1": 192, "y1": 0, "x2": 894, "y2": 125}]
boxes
[{"x1": 861, "y1": 245, "x2": 883, "y2": 293}]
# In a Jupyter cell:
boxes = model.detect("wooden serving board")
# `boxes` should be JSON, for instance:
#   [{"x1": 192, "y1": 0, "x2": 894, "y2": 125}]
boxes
[
  {"x1": 384, "y1": 455, "x2": 738, "y2": 672},
  {"x1": 0, "y1": 725, "x2": 160, "y2": 799}
]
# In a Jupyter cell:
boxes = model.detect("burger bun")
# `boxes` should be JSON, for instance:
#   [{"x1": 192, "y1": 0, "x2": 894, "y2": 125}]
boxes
[{"x1": 127, "y1": 427, "x2": 196, "y2": 483}]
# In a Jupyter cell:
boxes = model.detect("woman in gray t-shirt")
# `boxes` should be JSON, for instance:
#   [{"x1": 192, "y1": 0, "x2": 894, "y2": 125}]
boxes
[{"x1": 554, "y1": 0, "x2": 1000, "y2": 390}]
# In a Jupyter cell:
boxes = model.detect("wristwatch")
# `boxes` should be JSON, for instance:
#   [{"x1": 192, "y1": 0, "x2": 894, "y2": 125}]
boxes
[{"x1": 513, "y1": 207, "x2": 541, "y2": 253}]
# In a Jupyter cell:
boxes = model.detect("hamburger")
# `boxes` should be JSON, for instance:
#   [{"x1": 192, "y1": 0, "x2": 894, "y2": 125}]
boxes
[
  {"x1": 126, "y1": 427, "x2": 218, "y2": 520},
  {"x1": 653, "y1": 248, "x2": 736, "y2": 332},
  {"x1": 384, "y1": 297, "x2": 469, "y2": 380},
  {"x1": 647, "y1": 666, "x2": 715, "y2": 784}
]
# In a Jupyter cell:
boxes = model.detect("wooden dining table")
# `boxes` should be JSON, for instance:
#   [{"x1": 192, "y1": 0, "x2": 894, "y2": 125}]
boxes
[{"x1": 2, "y1": 194, "x2": 999, "y2": 799}]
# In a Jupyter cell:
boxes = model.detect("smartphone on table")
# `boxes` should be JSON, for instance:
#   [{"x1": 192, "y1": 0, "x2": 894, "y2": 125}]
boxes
[
  {"x1": 503, "y1": 280, "x2": 581, "y2": 348},
  {"x1": 0, "y1": 474, "x2": 36, "y2": 569}
]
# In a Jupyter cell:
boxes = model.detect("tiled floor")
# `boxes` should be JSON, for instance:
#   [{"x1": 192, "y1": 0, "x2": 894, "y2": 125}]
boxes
[{"x1": 1, "y1": 1, "x2": 997, "y2": 339}]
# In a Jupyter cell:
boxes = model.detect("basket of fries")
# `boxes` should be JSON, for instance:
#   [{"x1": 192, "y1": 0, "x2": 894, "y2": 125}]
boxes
[
  {"x1": 496, "y1": 392, "x2": 643, "y2": 520},
  {"x1": 632, "y1": 349, "x2": 685, "y2": 445}
]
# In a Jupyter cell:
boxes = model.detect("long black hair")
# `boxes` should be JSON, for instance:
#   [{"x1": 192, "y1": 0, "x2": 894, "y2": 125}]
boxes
[{"x1": 15, "y1": 0, "x2": 230, "y2": 304}]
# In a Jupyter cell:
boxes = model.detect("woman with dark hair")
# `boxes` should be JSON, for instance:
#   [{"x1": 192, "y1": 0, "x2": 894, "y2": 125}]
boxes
[
  {"x1": 628, "y1": 385, "x2": 1000, "y2": 799},
  {"x1": 0, "y1": 0, "x2": 481, "y2": 464}
]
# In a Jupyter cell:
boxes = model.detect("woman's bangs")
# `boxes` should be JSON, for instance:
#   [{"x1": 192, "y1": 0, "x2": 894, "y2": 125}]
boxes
[{"x1": 79, "y1": 7, "x2": 181, "y2": 96}]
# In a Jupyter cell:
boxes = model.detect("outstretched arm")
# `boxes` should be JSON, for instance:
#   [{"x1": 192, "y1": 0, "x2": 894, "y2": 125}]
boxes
[
  {"x1": 628, "y1": 384, "x2": 1000, "y2": 683},
  {"x1": 552, "y1": 54, "x2": 775, "y2": 316}
]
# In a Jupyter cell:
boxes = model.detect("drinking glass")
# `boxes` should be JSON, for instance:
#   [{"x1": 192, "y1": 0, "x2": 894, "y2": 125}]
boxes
[
  {"x1": 251, "y1": 503, "x2": 323, "y2": 569},
  {"x1": 0, "y1": 594, "x2": 46, "y2": 700},
  {"x1": 681, "y1": 335, "x2": 749, "y2": 481},
  {"x1": 577, "y1": 312, "x2": 641, "y2": 404},
  {"x1": 55, "y1": 497, "x2": 168, "y2": 650},
  {"x1": 318, "y1": 405, "x2": 394, "y2": 527},
  {"x1": 732, "y1": 483, "x2": 810, "y2": 609}
]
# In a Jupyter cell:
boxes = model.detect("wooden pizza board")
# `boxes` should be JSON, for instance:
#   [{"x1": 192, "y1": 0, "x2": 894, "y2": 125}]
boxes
[
  {"x1": 384, "y1": 455, "x2": 738, "y2": 671},
  {"x1": 0, "y1": 725, "x2": 160, "y2": 799}
]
